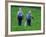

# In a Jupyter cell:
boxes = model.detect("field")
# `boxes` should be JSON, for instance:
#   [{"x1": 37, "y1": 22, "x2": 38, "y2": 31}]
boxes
[{"x1": 11, "y1": 6, "x2": 41, "y2": 32}]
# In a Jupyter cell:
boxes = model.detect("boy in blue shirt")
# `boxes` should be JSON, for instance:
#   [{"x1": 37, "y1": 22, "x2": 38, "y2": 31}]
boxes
[
  {"x1": 17, "y1": 8, "x2": 23, "y2": 26},
  {"x1": 26, "y1": 10, "x2": 33, "y2": 26}
]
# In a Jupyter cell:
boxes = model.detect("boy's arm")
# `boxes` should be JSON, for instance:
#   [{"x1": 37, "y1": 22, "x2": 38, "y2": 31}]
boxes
[{"x1": 31, "y1": 14, "x2": 34, "y2": 19}]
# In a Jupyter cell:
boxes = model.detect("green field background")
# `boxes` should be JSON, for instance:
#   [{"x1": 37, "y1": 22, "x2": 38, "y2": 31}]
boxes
[{"x1": 11, "y1": 6, "x2": 41, "y2": 31}]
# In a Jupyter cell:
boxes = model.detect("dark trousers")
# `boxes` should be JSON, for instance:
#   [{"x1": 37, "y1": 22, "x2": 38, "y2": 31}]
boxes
[
  {"x1": 18, "y1": 16, "x2": 22, "y2": 26},
  {"x1": 27, "y1": 19, "x2": 31, "y2": 26}
]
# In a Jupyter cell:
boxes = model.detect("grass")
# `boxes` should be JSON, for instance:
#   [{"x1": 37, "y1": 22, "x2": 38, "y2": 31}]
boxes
[{"x1": 11, "y1": 6, "x2": 41, "y2": 32}]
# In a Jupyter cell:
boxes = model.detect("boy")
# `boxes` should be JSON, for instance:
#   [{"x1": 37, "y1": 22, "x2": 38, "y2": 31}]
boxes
[
  {"x1": 26, "y1": 10, "x2": 33, "y2": 26},
  {"x1": 17, "y1": 8, "x2": 23, "y2": 26}
]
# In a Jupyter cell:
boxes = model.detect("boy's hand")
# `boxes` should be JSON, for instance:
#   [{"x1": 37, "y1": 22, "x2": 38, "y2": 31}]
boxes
[{"x1": 32, "y1": 17, "x2": 34, "y2": 19}]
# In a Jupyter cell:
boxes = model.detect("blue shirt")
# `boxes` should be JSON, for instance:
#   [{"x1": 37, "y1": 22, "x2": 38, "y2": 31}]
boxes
[
  {"x1": 26, "y1": 14, "x2": 31, "y2": 20},
  {"x1": 18, "y1": 12, "x2": 22, "y2": 17}
]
